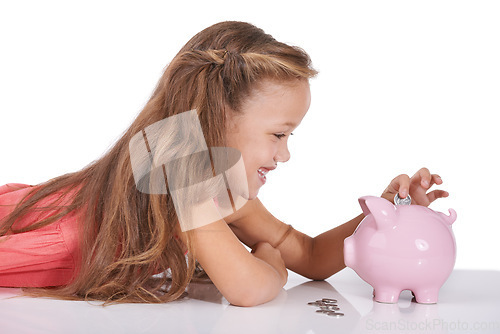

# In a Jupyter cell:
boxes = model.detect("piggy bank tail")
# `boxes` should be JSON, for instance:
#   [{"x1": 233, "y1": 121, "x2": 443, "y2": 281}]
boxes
[{"x1": 440, "y1": 209, "x2": 457, "y2": 225}]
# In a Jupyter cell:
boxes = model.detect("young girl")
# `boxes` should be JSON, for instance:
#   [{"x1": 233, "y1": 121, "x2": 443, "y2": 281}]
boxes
[{"x1": 0, "y1": 21, "x2": 448, "y2": 306}]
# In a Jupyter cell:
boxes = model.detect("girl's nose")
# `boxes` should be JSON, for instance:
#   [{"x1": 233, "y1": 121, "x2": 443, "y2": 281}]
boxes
[{"x1": 274, "y1": 143, "x2": 291, "y2": 163}]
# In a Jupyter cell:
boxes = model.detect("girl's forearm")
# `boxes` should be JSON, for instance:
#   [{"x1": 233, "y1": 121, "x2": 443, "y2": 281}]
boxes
[
  {"x1": 305, "y1": 213, "x2": 364, "y2": 280},
  {"x1": 190, "y1": 219, "x2": 285, "y2": 307}
]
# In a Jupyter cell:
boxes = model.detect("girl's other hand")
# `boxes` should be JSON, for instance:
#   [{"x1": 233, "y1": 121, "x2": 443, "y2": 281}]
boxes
[
  {"x1": 251, "y1": 242, "x2": 288, "y2": 285},
  {"x1": 381, "y1": 167, "x2": 449, "y2": 207}
]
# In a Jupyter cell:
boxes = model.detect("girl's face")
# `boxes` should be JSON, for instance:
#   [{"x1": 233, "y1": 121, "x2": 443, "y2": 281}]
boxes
[{"x1": 225, "y1": 80, "x2": 311, "y2": 200}]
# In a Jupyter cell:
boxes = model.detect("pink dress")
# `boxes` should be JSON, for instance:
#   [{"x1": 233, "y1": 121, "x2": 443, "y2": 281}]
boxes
[{"x1": 0, "y1": 183, "x2": 80, "y2": 287}]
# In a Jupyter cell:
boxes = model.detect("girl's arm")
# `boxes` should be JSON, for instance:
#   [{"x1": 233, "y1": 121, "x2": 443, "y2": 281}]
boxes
[
  {"x1": 186, "y1": 218, "x2": 287, "y2": 307},
  {"x1": 228, "y1": 197, "x2": 353, "y2": 280}
]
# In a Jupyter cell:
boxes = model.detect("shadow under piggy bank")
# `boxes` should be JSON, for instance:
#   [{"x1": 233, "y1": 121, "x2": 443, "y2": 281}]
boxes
[{"x1": 352, "y1": 299, "x2": 448, "y2": 334}]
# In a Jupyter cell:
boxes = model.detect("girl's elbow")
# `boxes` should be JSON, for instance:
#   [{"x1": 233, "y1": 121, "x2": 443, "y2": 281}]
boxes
[
  {"x1": 226, "y1": 294, "x2": 261, "y2": 307},
  {"x1": 304, "y1": 272, "x2": 329, "y2": 281},
  {"x1": 225, "y1": 289, "x2": 272, "y2": 307},
  {"x1": 223, "y1": 280, "x2": 283, "y2": 307},
  {"x1": 303, "y1": 266, "x2": 344, "y2": 281}
]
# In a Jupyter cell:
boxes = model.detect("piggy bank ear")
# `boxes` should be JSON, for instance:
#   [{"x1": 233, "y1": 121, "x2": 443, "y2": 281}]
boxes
[{"x1": 358, "y1": 196, "x2": 397, "y2": 229}]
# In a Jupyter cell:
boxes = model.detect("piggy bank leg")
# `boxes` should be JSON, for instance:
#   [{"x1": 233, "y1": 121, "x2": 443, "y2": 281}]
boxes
[
  {"x1": 373, "y1": 287, "x2": 401, "y2": 303},
  {"x1": 413, "y1": 287, "x2": 439, "y2": 304}
]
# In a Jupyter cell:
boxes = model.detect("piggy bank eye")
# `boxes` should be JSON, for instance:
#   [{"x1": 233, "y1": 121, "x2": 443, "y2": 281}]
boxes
[{"x1": 415, "y1": 239, "x2": 429, "y2": 251}]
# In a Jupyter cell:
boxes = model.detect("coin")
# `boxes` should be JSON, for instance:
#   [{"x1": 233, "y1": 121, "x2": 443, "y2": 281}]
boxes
[
  {"x1": 319, "y1": 305, "x2": 340, "y2": 311},
  {"x1": 321, "y1": 298, "x2": 337, "y2": 303},
  {"x1": 326, "y1": 312, "x2": 345, "y2": 318},
  {"x1": 394, "y1": 193, "x2": 412, "y2": 206},
  {"x1": 316, "y1": 310, "x2": 345, "y2": 317}
]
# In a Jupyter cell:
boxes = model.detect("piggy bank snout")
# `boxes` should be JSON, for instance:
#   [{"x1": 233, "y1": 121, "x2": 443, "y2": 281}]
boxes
[{"x1": 343, "y1": 236, "x2": 355, "y2": 268}]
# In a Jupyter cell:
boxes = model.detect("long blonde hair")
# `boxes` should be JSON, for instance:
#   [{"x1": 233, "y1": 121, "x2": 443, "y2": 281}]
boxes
[{"x1": 0, "y1": 21, "x2": 317, "y2": 303}]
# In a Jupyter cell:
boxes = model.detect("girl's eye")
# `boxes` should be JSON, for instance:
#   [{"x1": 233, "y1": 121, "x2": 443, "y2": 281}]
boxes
[
  {"x1": 274, "y1": 132, "x2": 294, "y2": 139},
  {"x1": 274, "y1": 133, "x2": 286, "y2": 139}
]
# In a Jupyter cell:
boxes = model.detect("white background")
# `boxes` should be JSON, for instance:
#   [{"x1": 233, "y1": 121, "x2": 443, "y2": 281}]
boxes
[{"x1": 0, "y1": 1, "x2": 498, "y2": 271}]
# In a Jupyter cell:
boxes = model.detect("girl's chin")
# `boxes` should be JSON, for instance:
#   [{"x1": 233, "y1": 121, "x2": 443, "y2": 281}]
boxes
[
  {"x1": 247, "y1": 189, "x2": 259, "y2": 200},
  {"x1": 242, "y1": 174, "x2": 260, "y2": 200},
  {"x1": 247, "y1": 184, "x2": 260, "y2": 200}
]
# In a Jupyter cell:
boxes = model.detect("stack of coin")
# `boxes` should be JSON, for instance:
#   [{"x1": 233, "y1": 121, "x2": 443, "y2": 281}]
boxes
[{"x1": 307, "y1": 298, "x2": 344, "y2": 317}]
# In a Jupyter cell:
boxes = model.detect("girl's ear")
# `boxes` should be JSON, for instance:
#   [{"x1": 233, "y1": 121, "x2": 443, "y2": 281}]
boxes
[{"x1": 358, "y1": 196, "x2": 397, "y2": 229}]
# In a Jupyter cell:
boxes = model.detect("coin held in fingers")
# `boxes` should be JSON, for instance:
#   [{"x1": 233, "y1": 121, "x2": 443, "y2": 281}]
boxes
[{"x1": 394, "y1": 193, "x2": 412, "y2": 206}]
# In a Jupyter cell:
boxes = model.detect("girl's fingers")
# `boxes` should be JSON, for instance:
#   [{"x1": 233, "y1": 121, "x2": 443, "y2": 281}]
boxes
[
  {"x1": 425, "y1": 189, "x2": 449, "y2": 204},
  {"x1": 391, "y1": 174, "x2": 411, "y2": 198},
  {"x1": 419, "y1": 173, "x2": 443, "y2": 192},
  {"x1": 431, "y1": 174, "x2": 443, "y2": 186},
  {"x1": 411, "y1": 167, "x2": 432, "y2": 189},
  {"x1": 384, "y1": 169, "x2": 448, "y2": 207}
]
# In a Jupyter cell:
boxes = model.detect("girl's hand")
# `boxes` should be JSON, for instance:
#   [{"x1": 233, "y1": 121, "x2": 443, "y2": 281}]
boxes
[
  {"x1": 251, "y1": 242, "x2": 288, "y2": 285},
  {"x1": 381, "y1": 167, "x2": 449, "y2": 207}
]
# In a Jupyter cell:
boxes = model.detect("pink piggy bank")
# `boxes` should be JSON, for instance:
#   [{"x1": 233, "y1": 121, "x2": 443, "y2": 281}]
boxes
[{"x1": 344, "y1": 196, "x2": 457, "y2": 304}]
